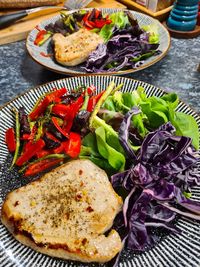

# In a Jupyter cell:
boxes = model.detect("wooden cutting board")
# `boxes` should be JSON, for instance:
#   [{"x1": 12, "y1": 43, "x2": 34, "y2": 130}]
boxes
[{"x1": 0, "y1": 0, "x2": 126, "y2": 45}]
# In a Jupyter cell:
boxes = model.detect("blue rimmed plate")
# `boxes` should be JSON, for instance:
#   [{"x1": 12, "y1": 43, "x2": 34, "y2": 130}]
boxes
[{"x1": 26, "y1": 8, "x2": 170, "y2": 76}]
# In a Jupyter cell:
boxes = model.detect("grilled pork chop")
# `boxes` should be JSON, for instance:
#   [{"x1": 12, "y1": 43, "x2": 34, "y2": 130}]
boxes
[
  {"x1": 52, "y1": 28, "x2": 104, "y2": 66},
  {"x1": 1, "y1": 159, "x2": 122, "y2": 263}
]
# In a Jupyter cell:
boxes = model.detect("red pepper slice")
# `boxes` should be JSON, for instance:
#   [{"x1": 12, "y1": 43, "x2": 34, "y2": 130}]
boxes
[
  {"x1": 5, "y1": 128, "x2": 16, "y2": 153},
  {"x1": 65, "y1": 95, "x2": 84, "y2": 121},
  {"x1": 52, "y1": 143, "x2": 65, "y2": 154},
  {"x1": 40, "y1": 52, "x2": 53, "y2": 58},
  {"x1": 52, "y1": 117, "x2": 69, "y2": 139},
  {"x1": 84, "y1": 26, "x2": 92, "y2": 30},
  {"x1": 34, "y1": 30, "x2": 47, "y2": 45},
  {"x1": 29, "y1": 88, "x2": 67, "y2": 121},
  {"x1": 95, "y1": 9, "x2": 101, "y2": 19},
  {"x1": 52, "y1": 104, "x2": 71, "y2": 118},
  {"x1": 83, "y1": 12, "x2": 90, "y2": 22},
  {"x1": 46, "y1": 88, "x2": 67, "y2": 102},
  {"x1": 52, "y1": 96, "x2": 84, "y2": 132},
  {"x1": 36, "y1": 149, "x2": 51, "y2": 159},
  {"x1": 45, "y1": 132, "x2": 60, "y2": 143},
  {"x1": 23, "y1": 140, "x2": 32, "y2": 154},
  {"x1": 16, "y1": 139, "x2": 45, "y2": 166},
  {"x1": 29, "y1": 97, "x2": 49, "y2": 121},
  {"x1": 87, "y1": 91, "x2": 105, "y2": 112},
  {"x1": 24, "y1": 158, "x2": 63, "y2": 176},
  {"x1": 95, "y1": 19, "x2": 112, "y2": 28},
  {"x1": 84, "y1": 20, "x2": 96, "y2": 29},
  {"x1": 36, "y1": 132, "x2": 62, "y2": 157},
  {"x1": 62, "y1": 120, "x2": 73, "y2": 134},
  {"x1": 35, "y1": 133, "x2": 61, "y2": 158},
  {"x1": 87, "y1": 85, "x2": 96, "y2": 96},
  {"x1": 63, "y1": 132, "x2": 81, "y2": 158},
  {"x1": 72, "y1": 95, "x2": 84, "y2": 112},
  {"x1": 21, "y1": 134, "x2": 31, "y2": 140}
]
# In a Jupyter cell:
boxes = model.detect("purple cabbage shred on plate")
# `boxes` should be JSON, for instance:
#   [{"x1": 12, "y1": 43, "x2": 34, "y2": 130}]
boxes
[
  {"x1": 111, "y1": 110, "x2": 200, "y2": 255},
  {"x1": 84, "y1": 26, "x2": 160, "y2": 73}
]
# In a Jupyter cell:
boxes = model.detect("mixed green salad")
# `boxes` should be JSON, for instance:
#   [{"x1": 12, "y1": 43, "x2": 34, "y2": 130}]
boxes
[
  {"x1": 5, "y1": 82, "x2": 200, "y2": 266},
  {"x1": 34, "y1": 9, "x2": 161, "y2": 72}
]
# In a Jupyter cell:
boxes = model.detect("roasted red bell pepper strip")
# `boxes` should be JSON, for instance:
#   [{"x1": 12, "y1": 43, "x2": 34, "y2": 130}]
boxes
[
  {"x1": 87, "y1": 85, "x2": 96, "y2": 95},
  {"x1": 61, "y1": 95, "x2": 84, "y2": 132},
  {"x1": 29, "y1": 88, "x2": 67, "y2": 121},
  {"x1": 34, "y1": 30, "x2": 48, "y2": 45},
  {"x1": 84, "y1": 26, "x2": 92, "y2": 30},
  {"x1": 23, "y1": 140, "x2": 32, "y2": 154},
  {"x1": 21, "y1": 134, "x2": 31, "y2": 140},
  {"x1": 52, "y1": 142, "x2": 65, "y2": 154},
  {"x1": 24, "y1": 158, "x2": 63, "y2": 176},
  {"x1": 52, "y1": 117, "x2": 69, "y2": 139},
  {"x1": 46, "y1": 88, "x2": 67, "y2": 102},
  {"x1": 5, "y1": 128, "x2": 16, "y2": 153},
  {"x1": 16, "y1": 139, "x2": 45, "y2": 166},
  {"x1": 35, "y1": 132, "x2": 61, "y2": 158},
  {"x1": 65, "y1": 95, "x2": 84, "y2": 121},
  {"x1": 62, "y1": 120, "x2": 73, "y2": 134},
  {"x1": 94, "y1": 19, "x2": 112, "y2": 28},
  {"x1": 29, "y1": 97, "x2": 49, "y2": 121},
  {"x1": 36, "y1": 149, "x2": 51, "y2": 159},
  {"x1": 84, "y1": 20, "x2": 96, "y2": 29},
  {"x1": 72, "y1": 95, "x2": 84, "y2": 111},
  {"x1": 95, "y1": 9, "x2": 101, "y2": 19},
  {"x1": 83, "y1": 12, "x2": 90, "y2": 23},
  {"x1": 63, "y1": 132, "x2": 81, "y2": 158},
  {"x1": 36, "y1": 133, "x2": 63, "y2": 157},
  {"x1": 45, "y1": 132, "x2": 60, "y2": 143},
  {"x1": 52, "y1": 104, "x2": 71, "y2": 118},
  {"x1": 87, "y1": 91, "x2": 105, "y2": 112}
]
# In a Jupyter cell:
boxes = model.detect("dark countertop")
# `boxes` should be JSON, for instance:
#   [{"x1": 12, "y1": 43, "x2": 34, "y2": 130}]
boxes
[{"x1": 0, "y1": 37, "x2": 200, "y2": 112}]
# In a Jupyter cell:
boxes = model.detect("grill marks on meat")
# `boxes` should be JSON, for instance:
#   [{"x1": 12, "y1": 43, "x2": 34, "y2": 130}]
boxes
[
  {"x1": 1, "y1": 159, "x2": 123, "y2": 263},
  {"x1": 52, "y1": 29, "x2": 104, "y2": 67}
]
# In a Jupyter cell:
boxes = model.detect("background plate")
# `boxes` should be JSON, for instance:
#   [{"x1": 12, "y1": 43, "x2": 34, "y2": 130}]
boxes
[
  {"x1": 26, "y1": 8, "x2": 170, "y2": 76},
  {"x1": 1, "y1": 76, "x2": 200, "y2": 267}
]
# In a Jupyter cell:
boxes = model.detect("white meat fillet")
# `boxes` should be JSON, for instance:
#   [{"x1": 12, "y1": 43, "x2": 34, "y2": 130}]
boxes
[
  {"x1": 1, "y1": 159, "x2": 123, "y2": 263},
  {"x1": 52, "y1": 28, "x2": 104, "y2": 66}
]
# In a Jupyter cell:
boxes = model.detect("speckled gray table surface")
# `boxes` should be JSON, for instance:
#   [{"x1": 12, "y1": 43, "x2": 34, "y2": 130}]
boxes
[{"x1": 0, "y1": 37, "x2": 200, "y2": 112}]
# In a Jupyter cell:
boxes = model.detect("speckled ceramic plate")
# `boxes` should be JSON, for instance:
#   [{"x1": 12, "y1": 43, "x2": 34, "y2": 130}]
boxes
[
  {"x1": 0, "y1": 76, "x2": 200, "y2": 267},
  {"x1": 26, "y1": 8, "x2": 170, "y2": 76}
]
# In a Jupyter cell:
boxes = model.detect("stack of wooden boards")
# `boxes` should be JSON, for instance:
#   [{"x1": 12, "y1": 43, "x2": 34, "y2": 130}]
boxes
[{"x1": 0, "y1": 0, "x2": 126, "y2": 45}]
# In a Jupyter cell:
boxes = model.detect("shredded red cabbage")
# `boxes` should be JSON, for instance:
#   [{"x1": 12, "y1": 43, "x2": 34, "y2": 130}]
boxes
[
  {"x1": 111, "y1": 112, "x2": 200, "y2": 253},
  {"x1": 84, "y1": 26, "x2": 160, "y2": 73}
]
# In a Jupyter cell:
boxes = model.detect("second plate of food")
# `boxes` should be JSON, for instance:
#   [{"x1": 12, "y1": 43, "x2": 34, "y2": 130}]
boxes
[{"x1": 26, "y1": 8, "x2": 170, "y2": 75}]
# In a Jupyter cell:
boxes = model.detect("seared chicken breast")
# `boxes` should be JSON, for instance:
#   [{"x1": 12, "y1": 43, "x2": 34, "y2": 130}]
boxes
[
  {"x1": 52, "y1": 28, "x2": 104, "y2": 66},
  {"x1": 1, "y1": 159, "x2": 123, "y2": 263}
]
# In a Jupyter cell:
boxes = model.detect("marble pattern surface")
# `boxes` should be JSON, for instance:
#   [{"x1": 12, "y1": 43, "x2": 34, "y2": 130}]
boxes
[{"x1": 0, "y1": 36, "x2": 200, "y2": 112}]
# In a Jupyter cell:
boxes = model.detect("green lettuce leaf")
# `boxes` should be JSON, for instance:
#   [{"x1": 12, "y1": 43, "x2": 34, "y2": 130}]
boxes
[
  {"x1": 142, "y1": 24, "x2": 159, "y2": 44},
  {"x1": 172, "y1": 112, "x2": 199, "y2": 150},
  {"x1": 95, "y1": 126, "x2": 125, "y2": 171},
  {"x1": 99, "y1": 11, "x2": 130, "y2": 42}
]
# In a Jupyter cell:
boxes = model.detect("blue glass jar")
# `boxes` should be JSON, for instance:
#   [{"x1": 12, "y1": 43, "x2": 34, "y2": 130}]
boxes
[{"x1": 167, "y1": 0, "x2": 199, "y2": 31}]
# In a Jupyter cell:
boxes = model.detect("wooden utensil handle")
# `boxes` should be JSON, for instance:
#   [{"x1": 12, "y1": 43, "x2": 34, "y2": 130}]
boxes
[{"x1": 0, "y1": 11, "x2": 28, "y2": 29}]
